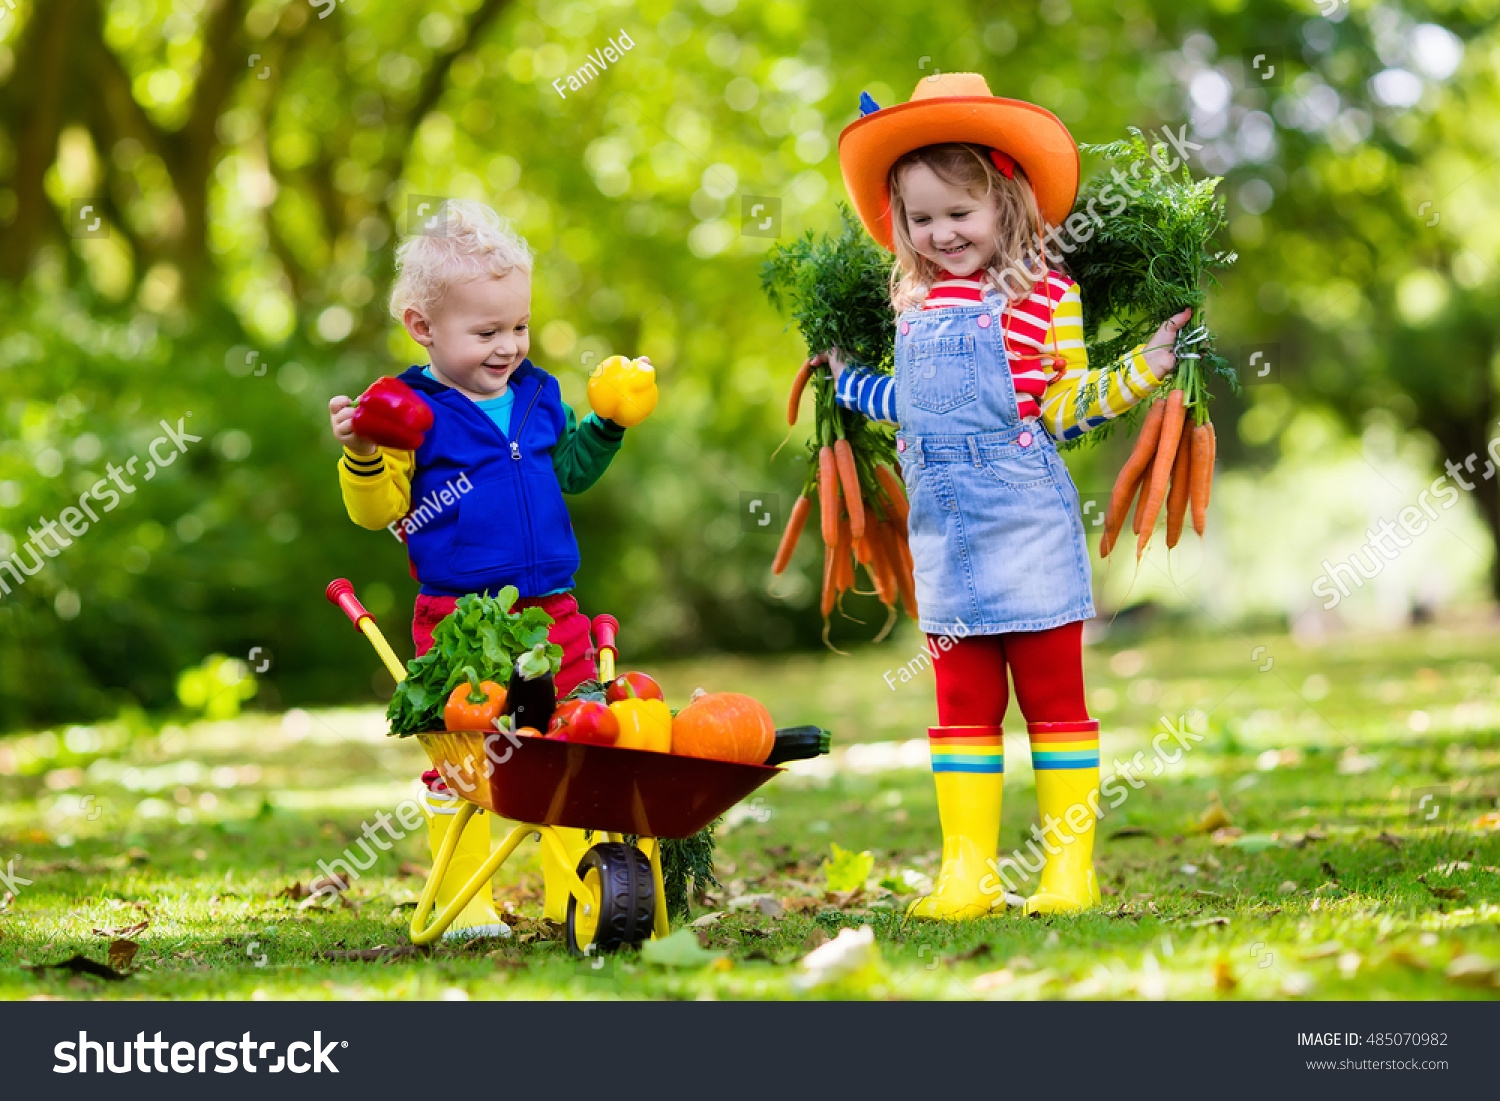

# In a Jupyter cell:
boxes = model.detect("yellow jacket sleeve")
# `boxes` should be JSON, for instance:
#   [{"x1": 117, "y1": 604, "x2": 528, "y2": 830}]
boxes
[
  {"x1": 1035, "y1": 281, "x2": 1170, "y2": 442},
  {"x1": 337, "y1": 446, "x2": 414, "y2": 531}
]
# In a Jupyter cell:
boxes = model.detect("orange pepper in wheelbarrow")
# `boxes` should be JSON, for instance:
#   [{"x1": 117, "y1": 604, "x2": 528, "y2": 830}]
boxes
[{"x1": 443, "y1": 667, "x2": 506, "y2": 731}]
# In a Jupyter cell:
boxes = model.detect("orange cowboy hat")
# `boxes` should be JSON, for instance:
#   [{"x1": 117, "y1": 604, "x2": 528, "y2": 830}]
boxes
[{"x1": 838, "y1": 72, "x2": 1080, "y2": 252}]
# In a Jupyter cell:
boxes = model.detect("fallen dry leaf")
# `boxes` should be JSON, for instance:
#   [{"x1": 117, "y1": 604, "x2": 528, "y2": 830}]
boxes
[
  {"x1": 398, "y1": 862, "x2": 430, "y2": 879},
  {"x1": 1374, "y1": 832, "x2": 1403, "y2": 849},
  {"x1": 781, "y1": 895, "x2": 823, "y2": 915},
  {"x1": 1444, "y1": 955, "x2": 1499, "y2": 986},
  {"x1": 1427, "y1": 886, "x2": 1467, "y2": 901},
  {"x1": 1197, "y1": 801, "x2": 1233, "y2": 833},
  {"x1": 1210, "y1": 826, "x2": 1244, "y2": 845},
  {"x1": 108, "y1": 939, "x2": 139, "y2": 972},
  {"x1": 972, "y1": 969, "x2": 1015, "y2": 992},
  {"x1": 91, "y1": 920, "x2": 149, "y2": 938},
  {"x1": 1213, "y1": 960, "x2": 1238, "y2": 994},
  {"x1": 320, "y1": 945, "x2": 425, "y2": 962}
]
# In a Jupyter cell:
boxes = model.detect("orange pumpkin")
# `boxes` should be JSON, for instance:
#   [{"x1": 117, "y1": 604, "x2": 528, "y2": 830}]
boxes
[{"x1": 671, "y1": 692, "x2": 775, "y2": 764}]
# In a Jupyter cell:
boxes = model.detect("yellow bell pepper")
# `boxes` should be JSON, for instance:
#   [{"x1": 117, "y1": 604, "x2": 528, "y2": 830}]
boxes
[
  {"x1": 587, "y1": 355, "x2": 659, "y2": 427},
  {"x1": 610, "y1": 698, "x2": 673, "y2": 753}
]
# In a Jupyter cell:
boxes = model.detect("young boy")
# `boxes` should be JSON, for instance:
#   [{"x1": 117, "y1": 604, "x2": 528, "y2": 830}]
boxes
[{"x1": 328, "y1": 199, "x2": 656, "y2": 938}]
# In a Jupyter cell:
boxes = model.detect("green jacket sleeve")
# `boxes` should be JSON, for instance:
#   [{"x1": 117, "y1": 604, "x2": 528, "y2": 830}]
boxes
[{"x1": 551, "y1": 406, "x2": 626, "y2": 494}]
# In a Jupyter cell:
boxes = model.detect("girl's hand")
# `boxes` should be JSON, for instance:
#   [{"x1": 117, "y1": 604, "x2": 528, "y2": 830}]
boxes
[
  {"x1": 329, "y1": 395, "x2": 378, "y2": 455},
  {"x1": 810, "y1": 346, "x2": 849, "y2": 381},
  {"x1": 1142, "y1": 308, "x2": 1193, "y2": 382}
]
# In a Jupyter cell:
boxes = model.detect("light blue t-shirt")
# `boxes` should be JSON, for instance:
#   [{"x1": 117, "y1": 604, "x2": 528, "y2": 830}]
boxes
[{"x1": 424, "y1": 367, "x2": 513, "y2": 436}]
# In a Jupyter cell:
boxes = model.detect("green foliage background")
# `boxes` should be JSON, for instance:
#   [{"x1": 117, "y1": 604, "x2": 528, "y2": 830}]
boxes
[{"x1": 1, "y1": 0, "x2": 1498, "y2": 730}]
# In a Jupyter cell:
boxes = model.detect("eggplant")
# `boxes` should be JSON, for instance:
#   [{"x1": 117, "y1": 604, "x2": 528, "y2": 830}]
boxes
[
  {"x1": 504, "y1": 643, "x2": 556, "y2": 732},
  {"x1": 763, "y1": 725, "x2": 832, "y2": 767}
]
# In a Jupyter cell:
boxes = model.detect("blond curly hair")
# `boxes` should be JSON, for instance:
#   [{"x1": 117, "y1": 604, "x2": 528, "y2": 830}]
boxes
[
  {"x1": 388, "y1": 199, "x2": 535, "y2": 320},
  {"x1": 887, "y1": 143, "x2": 1053, "y2": 314}
]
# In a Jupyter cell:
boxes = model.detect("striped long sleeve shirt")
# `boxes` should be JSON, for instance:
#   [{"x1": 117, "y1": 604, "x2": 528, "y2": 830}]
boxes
[{"x1": 834, "y1": 268, "x2": 1167, "y2": 442}]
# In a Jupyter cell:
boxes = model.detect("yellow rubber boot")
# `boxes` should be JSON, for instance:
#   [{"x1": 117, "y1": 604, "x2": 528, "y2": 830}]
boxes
[
  {"x1": 1024, "y1": 720, "x2": 1103, "y2": 915},
  {"x1": 424, "y1": 789, "x2": 510, "y2": 941},
  {"x1": 906, "y1": 725, "x2": 1005, "y2": 921},
  {"x1": 541, "y1": 826, "x2": 594, "y2": 923}
]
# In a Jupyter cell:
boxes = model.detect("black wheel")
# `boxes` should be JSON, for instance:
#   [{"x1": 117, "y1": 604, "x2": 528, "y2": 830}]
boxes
[{"x1": 566, "y1": 842, "x2": 656, "y2": 957}]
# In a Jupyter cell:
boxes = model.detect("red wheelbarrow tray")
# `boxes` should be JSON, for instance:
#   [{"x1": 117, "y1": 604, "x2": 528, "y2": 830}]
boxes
[{"x1": 418, "y1": 728, "x2": 781, "y2": 840}]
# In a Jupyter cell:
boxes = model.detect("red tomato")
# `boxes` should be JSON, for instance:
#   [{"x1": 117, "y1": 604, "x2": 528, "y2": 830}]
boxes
[
  {"x1": 604, "y1": 672, "x2": 664, "y2": 703},
  {"x1": 547, "y1": 698, "x2": 584, "y2": 738},
  {"x1": 551, "y1": 699, "x2": 620, "y2": 746}
]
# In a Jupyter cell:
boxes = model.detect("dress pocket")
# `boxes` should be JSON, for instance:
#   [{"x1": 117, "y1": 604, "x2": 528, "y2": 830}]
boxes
[
  {"x1": 974, "y1": 444, "x2": 1055, "y2": 489},
  {"x1": 903, "y1": 333, "x2": 977, "y2": 413}
]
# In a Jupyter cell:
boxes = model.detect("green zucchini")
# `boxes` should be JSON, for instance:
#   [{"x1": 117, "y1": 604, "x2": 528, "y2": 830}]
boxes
[{"x1": 763, "y1": 725, "x2": 832, "y2": 767}]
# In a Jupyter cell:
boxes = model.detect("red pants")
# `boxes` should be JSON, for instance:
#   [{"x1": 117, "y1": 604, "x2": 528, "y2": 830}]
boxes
[
  {"x1": 930, "y1": 621, "x2": 1090, "y2": 727},
  {"x1": 412, "y1": 591, "x2": 599, "y2": 696}
]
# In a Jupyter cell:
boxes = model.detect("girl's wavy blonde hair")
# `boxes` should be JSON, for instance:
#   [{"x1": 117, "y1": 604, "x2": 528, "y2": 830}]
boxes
[
  {"x1": 388, "y1": 199, "x2": 536, "y2": 320},
  {"x1": 887, "y1": 142, "x2": 1053, "y2": 314}
]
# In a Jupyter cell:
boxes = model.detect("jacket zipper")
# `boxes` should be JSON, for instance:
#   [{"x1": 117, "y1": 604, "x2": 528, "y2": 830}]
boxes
[{"x1": 511, "y1": 384, "x2": 542, "y2": 461}]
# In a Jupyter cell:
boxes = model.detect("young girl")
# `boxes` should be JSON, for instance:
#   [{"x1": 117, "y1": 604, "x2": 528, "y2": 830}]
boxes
[{"x1": 826, "y1": 74, "x2": 1191, "y2": 919}]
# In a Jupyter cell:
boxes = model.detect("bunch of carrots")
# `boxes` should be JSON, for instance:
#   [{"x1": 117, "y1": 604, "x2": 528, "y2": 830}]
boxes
[
  {"x1": 1098, "y1": 334, "x2": 1217, "y2": 559},
  {"x1": 772, "y1": 357, "x2": 917, "y2": 636}
]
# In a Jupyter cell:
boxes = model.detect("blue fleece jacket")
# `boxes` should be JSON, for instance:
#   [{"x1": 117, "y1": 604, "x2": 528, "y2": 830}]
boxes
[{"x1": 397, "y1": 361, "x2": 611, "y2": 598}]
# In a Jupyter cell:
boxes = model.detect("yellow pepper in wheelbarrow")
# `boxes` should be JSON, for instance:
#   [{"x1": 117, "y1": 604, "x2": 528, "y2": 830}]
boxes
[
  {"x1": 609, "y1": 698, "x2": 673, "y2": 753},
  {"x1": 588, "y1": 355, "x2": 659, "y2": 427}
]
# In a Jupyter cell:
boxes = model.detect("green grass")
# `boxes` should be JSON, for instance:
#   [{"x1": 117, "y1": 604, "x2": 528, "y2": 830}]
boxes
[{"x1": 2, "y1": 619, "x2": 1498, "y2": 1000}]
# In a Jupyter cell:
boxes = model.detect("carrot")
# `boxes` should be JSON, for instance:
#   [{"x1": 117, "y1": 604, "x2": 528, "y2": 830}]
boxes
[
  {"x1": 1136, "y1": 388, "x2": 1186, "y2": 558},
  {"x1": 884, "y1": 522, "x2": 919, "y2": 618},
  {"x1": 820, "y1": 536, "x2": 838, "y2": 617},
  {"x1": 1101, "y1": 400, "x2": 1166, "y2": 556},
  {"x1": 834, "y1": 515, "x2": 854, "y2": 592},
  {"x1": 1189, "y1": 422, "x2": 1213, "y2": 536},
  {"x1": 1129, "y1": 465, "x2": 1151, "y2": 536},
  {"x1": 833, "y1": 438, "x2": 865, "y2": 539},
  {"x1": 817, "y1": 446, "x2": 839, "y2": 547},
  {"x1": 875, "y1": 464, "x2": 910, "y2": 525},
  {"x1": 772, "y1": 494, "x2": 812, "y2": 575},
  {"x1": 1164, "y1": 425, "x2": 1192, "y2": 549},
  {"x1": 864, "y1": 521, "x2": 898, "y2": 606},
  {"x1": 787, "y1": 358, "x2": 814, "y2": 426},
  {"x1": 852, "y1": 533, "x2": 872, "y2": 566}
]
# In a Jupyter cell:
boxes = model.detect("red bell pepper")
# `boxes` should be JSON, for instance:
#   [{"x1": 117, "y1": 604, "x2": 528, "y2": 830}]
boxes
[{"x1": 350, "y1": 377, "x2": 433, "y2": 450}]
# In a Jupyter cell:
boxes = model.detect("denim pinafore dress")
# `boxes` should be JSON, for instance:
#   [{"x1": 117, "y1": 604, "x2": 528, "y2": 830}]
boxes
[{"x1": 893, "y1": 293, "x2": 1095, "y2": 636}]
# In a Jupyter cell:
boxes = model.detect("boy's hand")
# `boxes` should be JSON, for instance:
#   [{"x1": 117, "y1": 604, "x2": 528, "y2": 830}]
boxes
[
  {"x1": 588, "y1": 355, "x2": 658, "y2": 427},
  {"x1": 329, "y1": 395, "x2": 378, "y2": 455},
  {"x1": 1142, "y1": 308, "x2": 1193, "y2": 382}
]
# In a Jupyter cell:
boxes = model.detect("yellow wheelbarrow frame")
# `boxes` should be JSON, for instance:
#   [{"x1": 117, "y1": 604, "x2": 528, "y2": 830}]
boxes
[{"x1": 408, "y1": 803, "x2": 669, "y2": 948}]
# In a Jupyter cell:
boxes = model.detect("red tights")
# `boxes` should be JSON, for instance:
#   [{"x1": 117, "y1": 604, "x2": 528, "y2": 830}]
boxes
[{"x1": 930, "y1": 621, "x2": 1090, "y2": 727}]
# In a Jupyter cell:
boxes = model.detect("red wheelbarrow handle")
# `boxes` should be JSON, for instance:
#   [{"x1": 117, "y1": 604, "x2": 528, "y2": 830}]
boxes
[
  {"x1": 592, "y1": 614, "x2": 619, "y2": 682},
  {"x1": 326, "y1": 578, "x2": 372, "y2": 630}
]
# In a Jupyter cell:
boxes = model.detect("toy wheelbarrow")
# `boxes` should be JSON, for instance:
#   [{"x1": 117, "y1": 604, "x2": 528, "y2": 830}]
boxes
[{"x1": 326, "y1": 579, "x2": 781, "y2": 956}]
